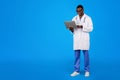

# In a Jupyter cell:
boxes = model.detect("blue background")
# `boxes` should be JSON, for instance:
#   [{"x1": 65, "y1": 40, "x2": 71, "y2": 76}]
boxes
[{"x1": 0, "y1": 0, "x2": 120, "y2": 80}]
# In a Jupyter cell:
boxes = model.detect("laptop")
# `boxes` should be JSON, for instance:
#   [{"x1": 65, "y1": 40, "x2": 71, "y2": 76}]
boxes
[{"x1": 64, "y1": 21, "x2": 77, "y2": 28}]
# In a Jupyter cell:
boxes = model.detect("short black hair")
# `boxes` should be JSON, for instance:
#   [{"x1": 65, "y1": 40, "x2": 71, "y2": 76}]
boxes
[{"x1": 76, "y1": 5, "x2": 84, "y2": 10}]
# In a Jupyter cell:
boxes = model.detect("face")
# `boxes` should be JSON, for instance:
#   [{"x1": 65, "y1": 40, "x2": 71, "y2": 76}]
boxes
[{"x1": 76, "y1": 7, "x2": 84, "y2": 17}]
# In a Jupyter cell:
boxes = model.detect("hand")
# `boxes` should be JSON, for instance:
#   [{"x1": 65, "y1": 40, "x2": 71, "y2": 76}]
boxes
[
  {"x1": 69, "y1": 27, "x2": 74, "y2": 33},
  {"x1": 77, "y1": 25, "x2": 83, "y2": 28},
  {"x1": 69, "y1": 27, "x2": 73, "y2": 30}
]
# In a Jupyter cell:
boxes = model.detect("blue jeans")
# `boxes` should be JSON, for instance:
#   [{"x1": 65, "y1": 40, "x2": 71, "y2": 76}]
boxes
[{"x1": 74, "y1": 50, "x2": 89, "y2": 72}]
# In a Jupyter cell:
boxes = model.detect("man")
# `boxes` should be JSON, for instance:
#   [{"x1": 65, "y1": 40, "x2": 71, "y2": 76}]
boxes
[{"x1": 69, "y1": 5, "x2": 93, "y2": 77}]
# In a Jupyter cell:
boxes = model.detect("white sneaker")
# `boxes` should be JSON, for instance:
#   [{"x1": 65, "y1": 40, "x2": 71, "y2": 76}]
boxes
[
  {"x1": 70, "y1": 71, "x2": 79, "y2": 77},
  {"x1": 85, "y1": 72, "x2": 90, "y2": 77}
]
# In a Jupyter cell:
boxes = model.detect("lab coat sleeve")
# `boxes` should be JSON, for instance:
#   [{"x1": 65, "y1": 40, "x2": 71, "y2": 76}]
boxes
[
  {"x1": 82, "y1": 17, "x2": 93, "y2": 33},
  {"x1": 72, "y1": 16, "x2": 76, "y2": 21}
]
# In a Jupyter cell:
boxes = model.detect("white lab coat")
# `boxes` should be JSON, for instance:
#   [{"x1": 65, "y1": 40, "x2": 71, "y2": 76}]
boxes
[{"x1": 72, "y1": 14, "x2": 93, "y2": 50}]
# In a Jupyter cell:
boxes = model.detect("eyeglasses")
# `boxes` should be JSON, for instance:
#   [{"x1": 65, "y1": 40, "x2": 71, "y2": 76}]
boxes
[
  {"x1": 76, "y1": 9, "x2": 83, "y2": 12},
  {"x1": 76, "y1": 10, "x2": 83, "y2": 12}
]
